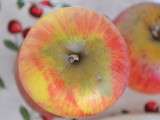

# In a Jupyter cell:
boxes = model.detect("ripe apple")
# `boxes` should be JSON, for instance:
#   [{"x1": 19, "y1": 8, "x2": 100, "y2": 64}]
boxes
[
  {"x1": 114, "y1": 2, "x2": 160, "y2": 94},
  {"x1": 17, "y1": 7, "x2": 129, "y2": 118}
]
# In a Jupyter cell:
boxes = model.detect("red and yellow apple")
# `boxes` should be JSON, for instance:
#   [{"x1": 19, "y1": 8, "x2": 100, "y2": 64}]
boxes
[
  {"x1": 17, "y1": 7, "x2": 129, "y2": 118},
  {"x1": 114, "y1": 2, "x2": 160, "y2": 94}
]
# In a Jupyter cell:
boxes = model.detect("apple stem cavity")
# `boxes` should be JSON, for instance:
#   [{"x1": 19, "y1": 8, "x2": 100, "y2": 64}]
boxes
[
  {"x1": 68, "y1": 54, "x2": 80, "y2": 64},
  {"x1": 150, "y1": 25, "x2": 160, "y2": 41}
]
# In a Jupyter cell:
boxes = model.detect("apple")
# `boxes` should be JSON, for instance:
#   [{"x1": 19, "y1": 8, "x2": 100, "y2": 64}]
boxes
[
  {"x1": 17, "y1": 7, "x2": 129, "y2": 118},
  {"x1": 114, "y1": 2, "x2": 160, "y2": 94}
]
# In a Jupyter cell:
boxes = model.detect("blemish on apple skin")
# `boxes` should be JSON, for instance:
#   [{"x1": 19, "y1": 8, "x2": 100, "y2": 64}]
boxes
[
  {"x1": 96, "y1": 75, "x2": 102, "y2": 82},
  {"x1": 142, "y1": 54, "x2": 147, "y2": 59}
]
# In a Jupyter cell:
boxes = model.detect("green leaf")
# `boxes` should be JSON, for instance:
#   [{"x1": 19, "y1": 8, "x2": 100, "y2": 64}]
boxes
[
  {"x1": 61, "y1": 3, "x2": 71, "y2": 7},
  {"x1": 0, "y1": 77, "x2": 5, "y2": 89},
  {"x1": 17, "y1": 0, "x2": 25, "y2": 9},
  {"x1": 20, "y1": 106, "x2": 30, "y2": 120},
  {"x1": 3, "y1": 39, "x2": 19, "y2": 52}
]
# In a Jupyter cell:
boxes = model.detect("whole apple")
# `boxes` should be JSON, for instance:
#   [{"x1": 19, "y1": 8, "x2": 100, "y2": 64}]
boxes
[
  {"x1": 17, "y1": 7, "x2": 129, "y2": 118},
  {"x1": 114, "y1": 2, "x2": 160, "y2": 94}
]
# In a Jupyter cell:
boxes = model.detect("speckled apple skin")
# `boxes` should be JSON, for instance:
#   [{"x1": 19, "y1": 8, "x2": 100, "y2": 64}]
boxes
[
  {"x1": 17, "y1": 7, "x2": 129, "y2": 118},
  {"x1": 114, "y1": 3, "x2": 160, "y2": 94}
]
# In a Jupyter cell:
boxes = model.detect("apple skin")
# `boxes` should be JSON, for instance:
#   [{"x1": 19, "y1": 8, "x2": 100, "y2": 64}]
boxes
[
  {"x1": 17, "y1": 7, "x2": 129, "y2": 118},
  {"x1": 16, "y1": 71, "x2": 55, "y2": 118},
  {"x1": 114, "y1": 2, "x2": 160, "y2": 94}
]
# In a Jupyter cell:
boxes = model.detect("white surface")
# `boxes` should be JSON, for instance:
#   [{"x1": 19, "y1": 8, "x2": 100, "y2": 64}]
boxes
[
  {"x1": 0, "y1": 0, "x2": 160, "y2": 120},
  {"x1": 104, "y1": 114, "x2": 160, "y2": 120}
]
